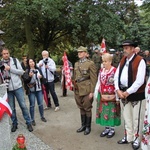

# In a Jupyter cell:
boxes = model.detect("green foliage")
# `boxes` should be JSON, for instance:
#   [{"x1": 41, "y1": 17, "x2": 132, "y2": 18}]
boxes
[
  {"x1": 0, "y1": 0, "x2": 149, "y2": 60},
  {"x1": 12, "y1": 143, "x2": 27, "y2": 150}
]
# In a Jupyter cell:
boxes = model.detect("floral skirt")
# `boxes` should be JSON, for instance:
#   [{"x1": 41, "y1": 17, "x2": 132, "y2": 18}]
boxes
[
  {"x1": 96, "y1": 93, "x2": 121, "y2": 126},
  {"x1": 141, "y1": 99, "x2": 150, "y2": 150}
]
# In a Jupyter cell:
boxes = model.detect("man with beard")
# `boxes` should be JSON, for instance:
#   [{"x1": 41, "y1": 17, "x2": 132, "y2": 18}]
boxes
[{"x1": 1, "y1": 47, "x2": 33, "y2": 132}]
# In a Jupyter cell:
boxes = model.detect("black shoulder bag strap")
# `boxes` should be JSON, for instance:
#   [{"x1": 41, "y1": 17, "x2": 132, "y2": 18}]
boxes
[{"x1": 13, "y1": 57, "x2": 18, "y2": 69}]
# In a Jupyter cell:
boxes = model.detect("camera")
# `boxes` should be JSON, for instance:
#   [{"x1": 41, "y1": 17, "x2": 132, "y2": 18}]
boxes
[
  {"x1": 32, "y1": 70, "x2": 38, "y2": 74},
  {"x1": 4, "y1": 76, "x2": 11, "y2": 80},
  {"x1": 43, "y1": 58, "x2": 48, "y2": 65},
  {"x1": 0, "y1": 60, "x2": 5, "y2": 71}
]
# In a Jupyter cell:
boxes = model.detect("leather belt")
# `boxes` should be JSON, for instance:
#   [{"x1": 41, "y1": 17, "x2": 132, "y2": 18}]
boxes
[{"x1": 75, "y1": 76, "x2": 90, "y2": 83}]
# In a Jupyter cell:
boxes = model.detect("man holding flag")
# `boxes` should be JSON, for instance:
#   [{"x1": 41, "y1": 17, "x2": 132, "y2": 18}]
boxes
[{"x1": 61, "y1": 52, "x2": 73, "y2": 96}]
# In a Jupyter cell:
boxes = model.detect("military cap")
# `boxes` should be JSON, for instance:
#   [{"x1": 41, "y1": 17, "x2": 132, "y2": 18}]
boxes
[
  {"x1": 120, "y1": 40, "x2": 137, "y2": 48},
  {"x1": 77, "y1": 46, "x2": 87, "y2": 52}
]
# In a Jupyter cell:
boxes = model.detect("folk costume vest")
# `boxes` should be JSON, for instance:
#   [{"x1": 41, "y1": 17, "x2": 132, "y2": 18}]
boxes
[{"x1": 118, "y1": 54, "x2": 146, "y2": 101}]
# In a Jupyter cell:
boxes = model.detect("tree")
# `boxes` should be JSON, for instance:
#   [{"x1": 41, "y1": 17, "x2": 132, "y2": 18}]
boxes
[{"x1": 0, "y1": 0, "x2": 149, "y2": 60}]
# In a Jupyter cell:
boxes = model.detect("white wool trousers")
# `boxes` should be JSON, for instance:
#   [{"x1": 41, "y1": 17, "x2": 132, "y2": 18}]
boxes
[{"x1": 120, "y1": 100, "x2": 145, "y2": 142}]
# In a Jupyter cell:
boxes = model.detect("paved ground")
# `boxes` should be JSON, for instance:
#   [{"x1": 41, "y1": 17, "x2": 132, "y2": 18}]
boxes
[{"x1": 14, "y1": 82, "x2": 142, "y2": 150}]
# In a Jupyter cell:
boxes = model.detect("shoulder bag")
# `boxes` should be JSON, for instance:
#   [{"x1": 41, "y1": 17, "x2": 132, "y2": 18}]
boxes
[{"x1": 50, "y1": 71, "x2": 60, "y2": 83}]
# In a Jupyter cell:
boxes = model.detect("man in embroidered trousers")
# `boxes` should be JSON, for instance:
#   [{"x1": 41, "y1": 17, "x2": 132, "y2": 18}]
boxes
[{"x1": 114, "y1": 40, "x2": 146, "y2": 150}]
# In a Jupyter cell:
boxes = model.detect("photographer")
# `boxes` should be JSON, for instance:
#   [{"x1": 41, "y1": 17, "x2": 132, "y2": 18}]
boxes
[
  {"x1": 38, "y1": 50, "x2": 60, "y2": 112},
  {"x1": 1, "y1": 47, "x2": 33, "y2": 132},
  {"x1": 24, "y1": 58, "x2": 47, "y2": 126}
]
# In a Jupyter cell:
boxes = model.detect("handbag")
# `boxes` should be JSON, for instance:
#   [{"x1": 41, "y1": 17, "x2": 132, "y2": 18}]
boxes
[
  {"x1": 41, "y1": 77, "x2": 48, "y2": 85},
  {"x1": 54, "y1": 72, "x2": 60, "y2": 83},
  {"x1": 22, "y1": 71, "x2": 31, "y2": 83},
  {"x1": 101, "y1": 94, "x2": 116, "y2": 102},
  {"x1": 27, "y1": 82, "x2": 36, "y2": 88},
  {"x1": 50, "y1": 71, "x2": 60, "y2": 83}
]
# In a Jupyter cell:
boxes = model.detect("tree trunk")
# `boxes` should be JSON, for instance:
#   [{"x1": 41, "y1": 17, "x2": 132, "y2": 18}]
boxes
[{"x1": 25, "y1": 16, "x2": 35, "y2": 58}]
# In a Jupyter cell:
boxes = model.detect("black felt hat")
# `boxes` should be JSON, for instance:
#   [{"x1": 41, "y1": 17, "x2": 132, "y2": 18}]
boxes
[{"x1": 120, "y1": 40, "x2": 137, "y2": 48}]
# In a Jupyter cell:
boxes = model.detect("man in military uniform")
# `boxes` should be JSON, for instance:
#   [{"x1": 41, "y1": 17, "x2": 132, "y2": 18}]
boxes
[
  {"x1": 113, "y1": 50, "x2": 122, "y2": 68},
  {"x1": 92, "y1": 48, "x2": 102, "y2": 75},
  {"x1": 73, "y1": 46, "x2": 97, "y2": 135}
]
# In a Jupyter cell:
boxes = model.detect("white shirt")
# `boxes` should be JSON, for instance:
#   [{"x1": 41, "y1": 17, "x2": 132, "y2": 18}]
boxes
[{"x1": 114, "y1": 54, "x2": 146, "y2": 95}]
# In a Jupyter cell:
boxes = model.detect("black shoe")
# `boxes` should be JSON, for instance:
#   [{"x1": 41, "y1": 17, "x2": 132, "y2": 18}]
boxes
[
  {"x1": 11, "y1": 124, "x2": 18, "y2": 132},
  {"x1": 132, "y1": 141, "x2": 140, "y2": 150},
  {"x1": 32, "y1": 120, "x2": 36, "y2": 126},
  {"x1": 117, "y1": 137, "x2": 129, "y2": 144},
  {"x1": 100, "y1": 128, "x2": 110, "y2": 137},
  {"x1": 27, "y1": 124, "x2": 33, "y2": 132},
  {"x1": 41, "y1": 117, "x2": 47, "y2": 122},
  {"x1": 107, "y1": 130, "x2": 115, "y2": 138}
]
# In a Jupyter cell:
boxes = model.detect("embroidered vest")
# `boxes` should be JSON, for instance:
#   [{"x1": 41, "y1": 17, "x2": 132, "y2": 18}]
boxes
[{"x1": 119, "y1": 54, "x2": 146, "y2": 101}]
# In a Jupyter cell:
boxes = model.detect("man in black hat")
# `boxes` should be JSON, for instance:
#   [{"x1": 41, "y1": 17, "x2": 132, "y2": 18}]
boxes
[{"x1": 114, "y1": 40, "x2": 146, "y2": 150}]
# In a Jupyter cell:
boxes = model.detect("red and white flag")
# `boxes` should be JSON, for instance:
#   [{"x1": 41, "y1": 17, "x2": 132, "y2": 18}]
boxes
[
  {"x1": 0, "y1": 91, "x2": 12, "y2": 120},
  {"x1": 100, "y1": 38, "x2": 107, "y2": 53},
  {"x1": 62, "y1": 52, "x2": 73, "y2": 91}
]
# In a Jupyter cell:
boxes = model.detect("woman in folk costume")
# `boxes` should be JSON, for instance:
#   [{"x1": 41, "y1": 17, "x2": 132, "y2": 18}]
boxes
[
  {"x1": 141, "y1": 77, "x2": 150, "y2": 150},
  {"x1": 94, "y1": 53, "x2": 121, "y2": 138}
]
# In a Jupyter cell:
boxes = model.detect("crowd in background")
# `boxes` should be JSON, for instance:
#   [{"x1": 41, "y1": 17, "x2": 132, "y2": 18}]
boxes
[{"x1": 0, "y1": 41, "x2": 150, "y2": 150}]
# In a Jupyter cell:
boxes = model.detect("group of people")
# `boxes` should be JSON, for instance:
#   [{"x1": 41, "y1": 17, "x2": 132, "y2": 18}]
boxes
[
  {"x1": 0, "y1": 48, "x2": 60, "y2": 133},
  {"x1": 0, "y1": 39, "x2": 150, "y2": 150},
  {"x1": 73, "y1": 40, "x2": 150, "y2": 150}
]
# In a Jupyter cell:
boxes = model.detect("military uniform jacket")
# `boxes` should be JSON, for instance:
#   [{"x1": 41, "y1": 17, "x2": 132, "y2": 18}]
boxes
[
  {"x1": 74, "y1": 58, "x2": 97, "y2": 96},
  {"x1": 92, "y1": 53, "x2": 102, "y2": 70}
]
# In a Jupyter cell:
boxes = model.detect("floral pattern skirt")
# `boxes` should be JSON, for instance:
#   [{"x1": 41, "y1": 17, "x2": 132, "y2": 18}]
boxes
[
  {"x1": 96, "y1": 93, "x2": 121, "y2": 126},
  {"x1": 141, "y1": 76, "x2": 150, "y2": 150},
  {"x1": 141, "y1": 101, "x2": 150, "y2": 150}
]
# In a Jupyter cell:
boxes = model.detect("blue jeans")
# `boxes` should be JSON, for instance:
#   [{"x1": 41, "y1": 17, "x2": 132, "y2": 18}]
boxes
[
  {"x1": 45, "y1": 81, "x2": 59, "y2": 107},
  {"x1": 8, "y1": 87, "x2": 31, "y2": 125},
  {"x1": 28, "y1": 90, "x2": 44, "y2": 121}
]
